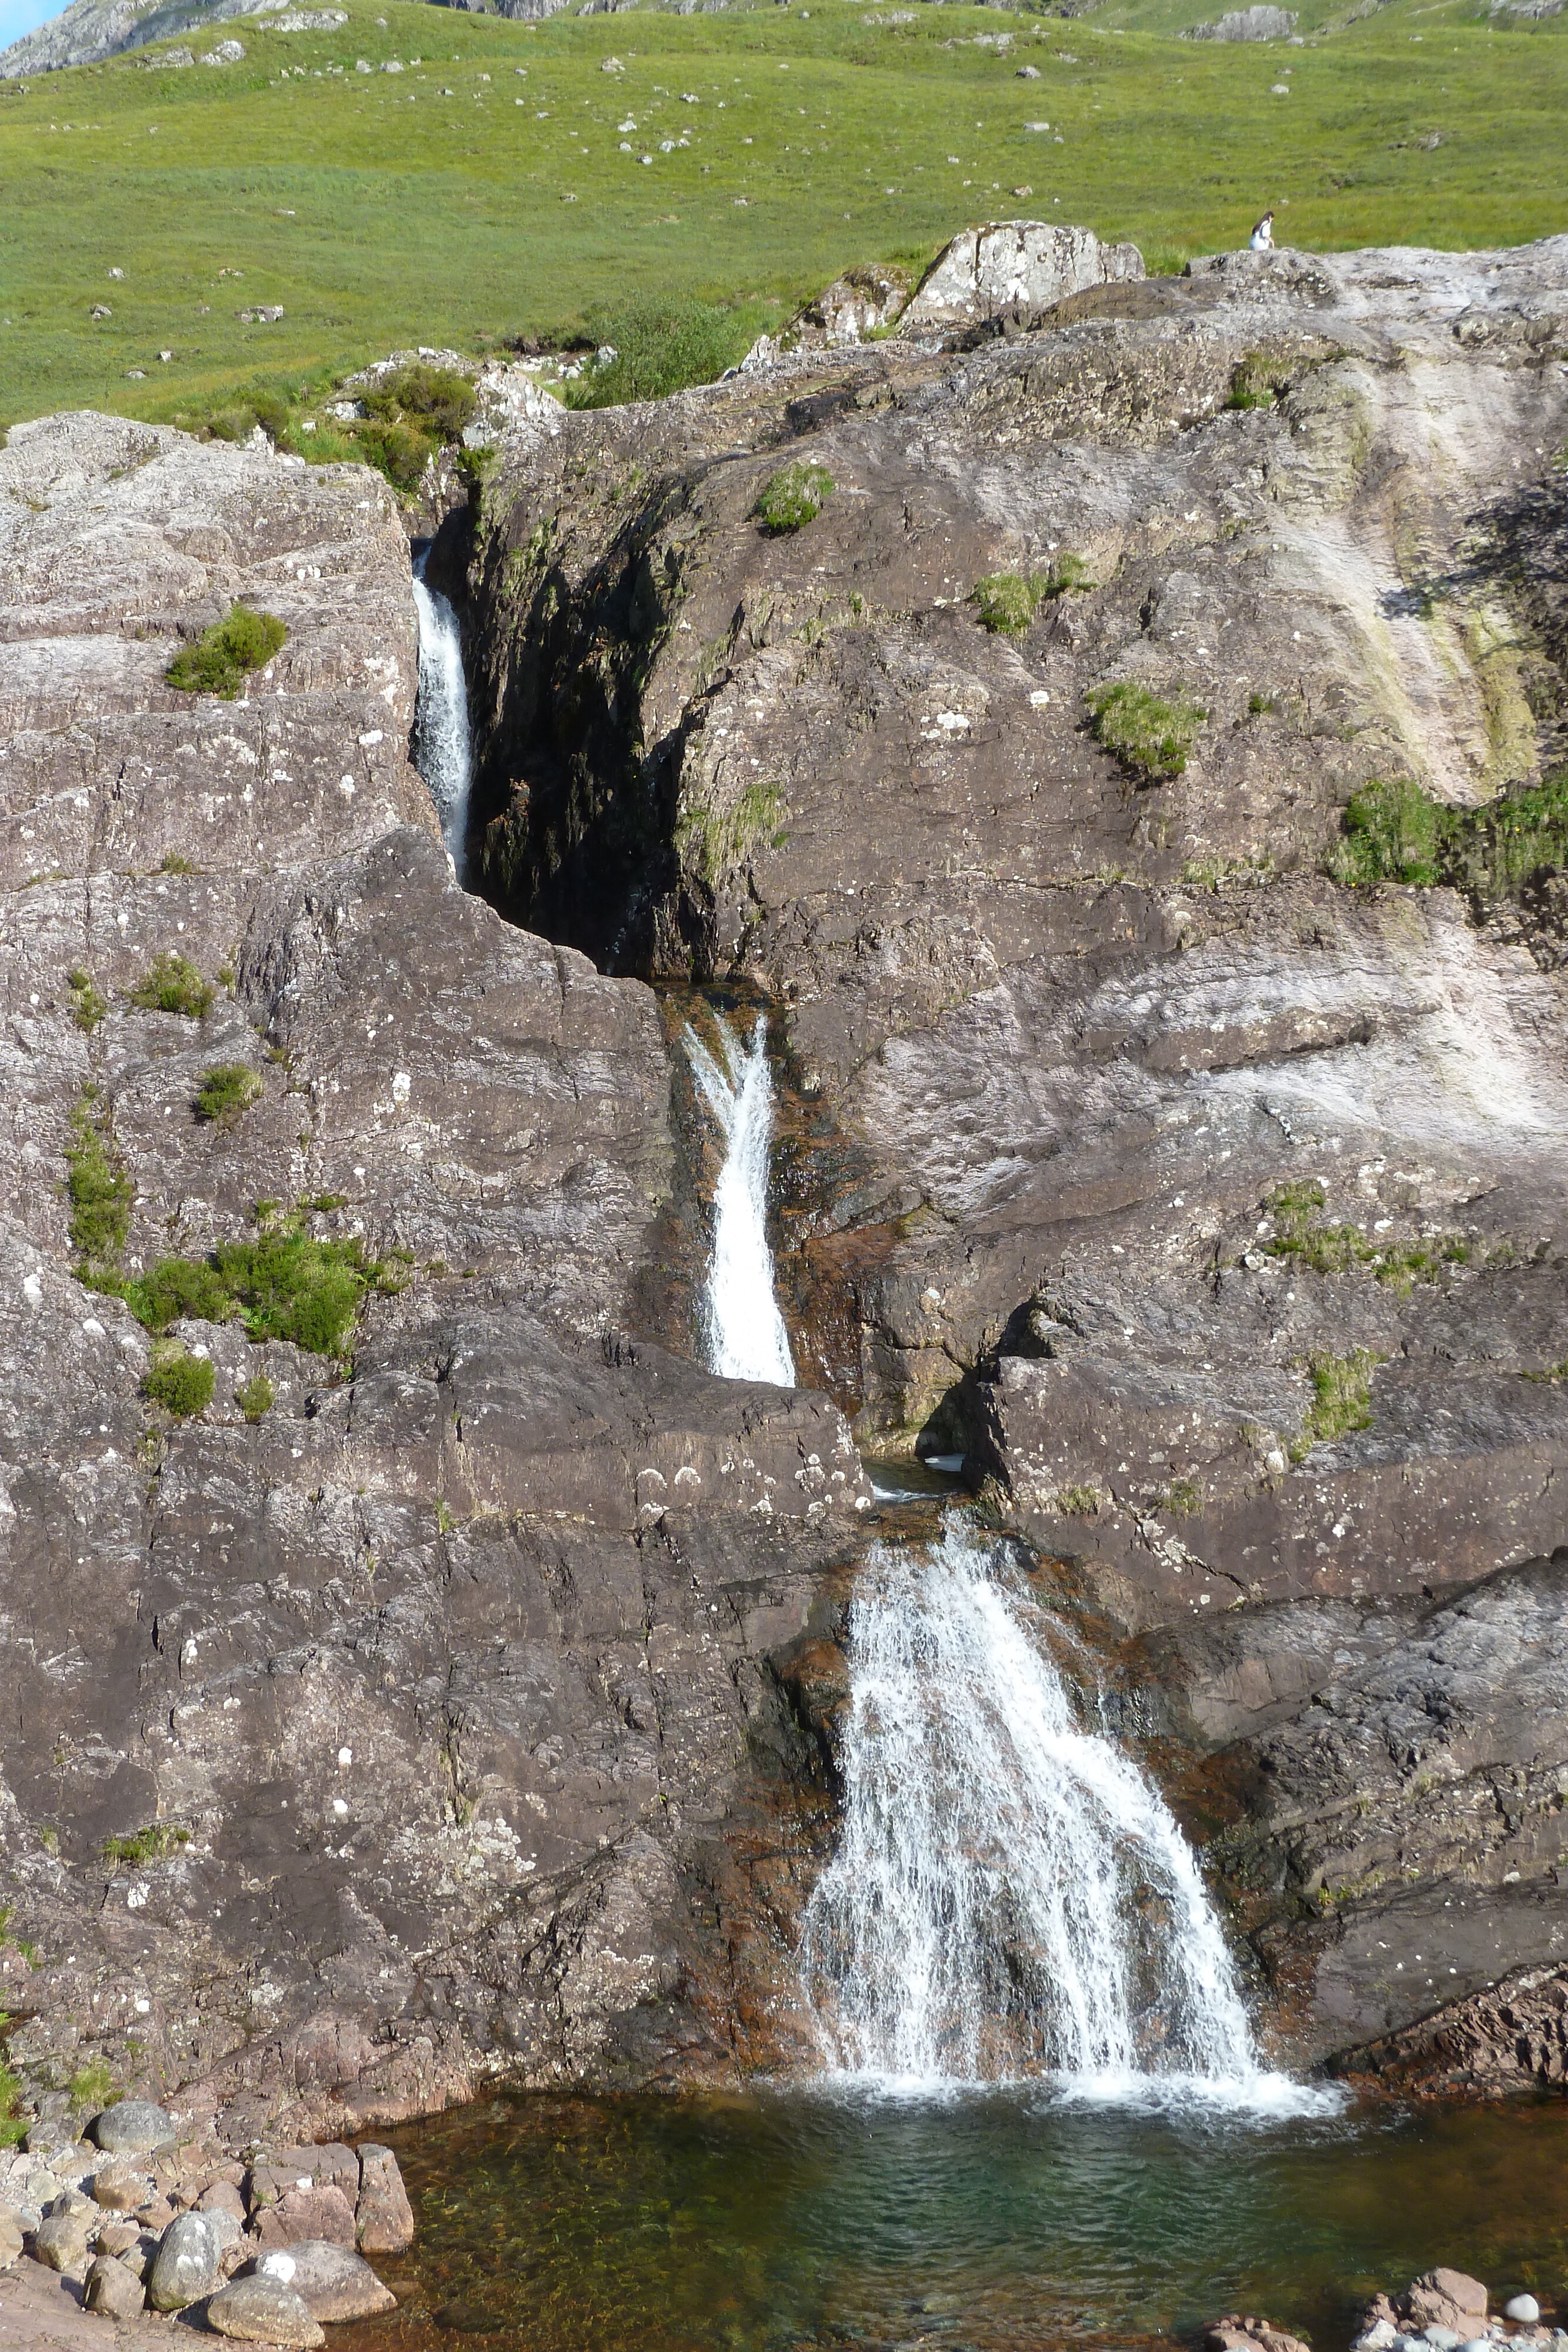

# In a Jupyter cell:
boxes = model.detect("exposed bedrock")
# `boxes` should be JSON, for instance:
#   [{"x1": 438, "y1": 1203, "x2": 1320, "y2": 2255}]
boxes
[
  {"x1": 0, "y1": 411, "x2": 868, "y2": 2137},
  {"x1": 459, "y1": 235, "x2": 1568, "y2": 2083}
]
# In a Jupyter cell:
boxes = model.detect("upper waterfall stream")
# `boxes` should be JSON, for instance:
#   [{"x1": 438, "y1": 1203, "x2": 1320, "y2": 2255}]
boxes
[
  {"x1": 801, "y1": 1522, "x2": 1325, "y2": 2113},
  {"x1": 682, "y1": 1011, "x2": 796, "y2": 1388},
  {"x1": 412, "y1": 554, "x2": 474, "y2": 883}
]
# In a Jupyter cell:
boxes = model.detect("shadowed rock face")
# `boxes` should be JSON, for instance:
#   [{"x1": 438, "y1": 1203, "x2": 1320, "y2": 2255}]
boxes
[
  {"x1": 460, "y1": 235, "x2": 1568, "y2": 2084},
  {"x1": 0, "y1": 411, "x2": 868, "y2": 2140}
]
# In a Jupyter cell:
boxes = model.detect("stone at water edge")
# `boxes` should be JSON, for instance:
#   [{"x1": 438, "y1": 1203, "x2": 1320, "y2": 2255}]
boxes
[
  {"x1": 253, "y1": 2181, "x2": 357, "y2": 2249},
  {"x1": 206, "y1": 2276, "x2": 325, "y2": 2347},
  {"x1": 147, "y1": 2209, "x2": 222, "y2": 2310},
  {"x1": 1508, "y1": 2303, "x2": 1543, "y2": 2327},
  {"x1": 258, "y1": 2238, "x2": 397, "y2": 2320},
  {"x1": 84, "y1": 2253, "x2": 148, "y2": 2318},
  {"x1": 355, "y1": 2144, "x2": 414, "y2": 2254},
  {"x1": 1408, "y1": 2272, "x2": 1490, "y2": 2334},
  {"x1": 92, "y1": 2099, "x2": 175, "y2": 2154}
]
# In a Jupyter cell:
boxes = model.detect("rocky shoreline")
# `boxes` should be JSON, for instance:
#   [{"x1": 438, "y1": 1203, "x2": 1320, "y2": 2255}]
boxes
[{"x1": 0, "y1": 2094, "x2": 412, "y2": 2341}]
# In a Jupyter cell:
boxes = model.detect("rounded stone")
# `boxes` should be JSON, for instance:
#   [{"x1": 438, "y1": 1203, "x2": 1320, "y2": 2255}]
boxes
[
  {"x1": 92, "y1": 2100, "x2": 175, "y2": 2155},
  {"x1": 32, "y1": 2208, "x2": 91, "y2": 2273},
  {"x1": 258, "y1": 2239, "x2": 396, "y2": 2321},
  {"x1": 92, "y1": 2162, "x2": 149, "y2": 2212},
  {"x1": 205, "y1": 2277, "x2": 325, "y2": 2347},
  {"x1": 147, "y1": 2210, "x2": 221, "y2": 2311},
  {"x1": 1507, "y1": 2306, "x2": 1542, "y2": 2329}
]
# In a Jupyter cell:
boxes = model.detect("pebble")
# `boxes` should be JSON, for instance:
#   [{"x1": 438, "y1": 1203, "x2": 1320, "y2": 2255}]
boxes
[
  {"x1": 1508, "y1": 2306, "x2": 1543, "y2": 2328},
  {"x1": 93, "y1": 2099, "x2": 175, "y2": 2155},
  {"x1": 147, "y1": 2209, "x2": 222, "y2": 2310},
  {"x1": 258, "y1": 2239, "x2": 397, "y2": 2321},
  {"x1": 205, "y1": 2277, "x2": 325, "y2": 2347}
]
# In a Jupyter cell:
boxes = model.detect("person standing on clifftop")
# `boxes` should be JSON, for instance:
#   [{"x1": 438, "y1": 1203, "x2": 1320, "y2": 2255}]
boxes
[{"x1": 1250, "y1": 211, "x2": 1276, "y2": 250}]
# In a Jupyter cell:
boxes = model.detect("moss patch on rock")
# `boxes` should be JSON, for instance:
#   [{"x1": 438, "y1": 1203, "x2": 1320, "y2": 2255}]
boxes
[
  {"x1": 166, "y1": 603, "x2": 286, "y2": 701},
  {"x1": 1087, "y1": 680, "x2": 1206, "y2": 782}
]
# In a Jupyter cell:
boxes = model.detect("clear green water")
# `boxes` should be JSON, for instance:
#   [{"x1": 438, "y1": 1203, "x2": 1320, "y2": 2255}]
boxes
[{"x1": 340, "y1": 2089, "x2": 1568, "y2": 2352}]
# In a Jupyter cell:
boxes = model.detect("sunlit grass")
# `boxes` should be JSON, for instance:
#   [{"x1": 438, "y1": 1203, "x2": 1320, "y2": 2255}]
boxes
[{"x1": 0, "y1": 0, "x2": 1562, "y2": 430}]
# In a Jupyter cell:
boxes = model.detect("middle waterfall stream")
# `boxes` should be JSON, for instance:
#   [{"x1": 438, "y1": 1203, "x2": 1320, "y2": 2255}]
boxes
[{"x1": 682, "y1": 1011, "x2": 797, "y2": 1387}]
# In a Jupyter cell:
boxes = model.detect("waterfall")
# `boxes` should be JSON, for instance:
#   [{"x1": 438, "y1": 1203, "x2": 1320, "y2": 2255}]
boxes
[
  {"x1": 800, "y1": 1522, "x2": 1316, "y2": 2111},
  {"x1": 682, "y1": 1012, "x2": 797, "y2": 1388},
  {"x1": 411, "y1": 553, "x2": 473, "y2": 883}
]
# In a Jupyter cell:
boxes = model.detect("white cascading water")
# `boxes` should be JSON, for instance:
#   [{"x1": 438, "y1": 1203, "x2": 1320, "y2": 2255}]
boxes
[
  {"x1": 682, "y1": 1012, "x2": 797, "y2": 1387},
  {"x1": 411, "y1": 554, "x2": 473, "y2": 883},
  {"x1": 800, "y1": 1522, "x2": 1319, "y2": 2111}
]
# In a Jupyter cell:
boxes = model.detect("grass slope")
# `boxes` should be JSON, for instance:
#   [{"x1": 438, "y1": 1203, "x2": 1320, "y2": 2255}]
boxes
[{"x1": 0, "y1": 0, "x2": 1563, "y2": 431}]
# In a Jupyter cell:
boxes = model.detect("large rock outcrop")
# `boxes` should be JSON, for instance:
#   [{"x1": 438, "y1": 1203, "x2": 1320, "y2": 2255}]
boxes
[
  {"x1": 457, "y1": 233, "x2": 1568, "y2": 2082},
  {"x1": 0, "y1": 410, "x2": 868, "y2": 2138}
]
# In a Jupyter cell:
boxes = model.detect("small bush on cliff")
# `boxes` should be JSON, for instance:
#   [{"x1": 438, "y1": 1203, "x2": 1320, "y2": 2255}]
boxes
[
  {"x1": 1328, "y1": 770, "x2": 1568, "y2": 901},
  {"x1": 129, "y1": 952, "x2": 213, "y2": 1019},
  {"x1": 65, "y1": 967, "x2": 106, "y2": 1033},
  {"x1": 166, "y1": 603, "x2": 286, "y2": 701},
  {"x1": 756, "y1": 461, "x2": 835, "y2": 534},
  {"x1": 142, "y1": 1344, "x2": 215, "y2": 1419},
  {"x1": 236, "y1": 1372, "x2": 274, "y2": 1423},
  {"x1": 102, "y1": 1823, "x2": 190, "y2": 1866},
  {"x1": 362, "y1": 362, "x2": 477, "y2": 442},
  {"x1": 126, "y1": 1255, "x2": 232, "y2": 1332},
  {"x1": 1291, "y1": 1349, "x2": 1378, "y2": 1459},
  {"x1": 971, "y1": 555, "x2": 1092, "y2": 635},
  {"x1": 971, "y1": 572, "x2": 1040, "y2": 635},
  {"x1": 193, "y1": 1063, "x2": 263, "y2": 1128},
  {"x1": 1328, "y1": 776, "x2": 1442, "y2": 887},
  {"x1": 1087, "y1": 680, "x2": 1206, "y2": 782},
  {"x1": 65, "y1": 1090, "x2": 132, "y2": 1271}
]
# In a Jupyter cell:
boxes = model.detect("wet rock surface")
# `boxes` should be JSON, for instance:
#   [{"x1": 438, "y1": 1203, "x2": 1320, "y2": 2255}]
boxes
[{"x1": 459, "y1": 234, "x2": 1568, "y2": 2082}]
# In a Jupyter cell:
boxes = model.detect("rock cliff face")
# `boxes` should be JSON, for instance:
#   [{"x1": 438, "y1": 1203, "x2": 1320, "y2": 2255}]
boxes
[
  {"x1": 459, "y1": 233, "x2": 1568, "y2": 2082},
  {"x1": 0, "y1": 412, "x2": 868, "y2": 2140},
  {"x1": 5, "y1": 228, "x2": 1568, "y2": 2116}
]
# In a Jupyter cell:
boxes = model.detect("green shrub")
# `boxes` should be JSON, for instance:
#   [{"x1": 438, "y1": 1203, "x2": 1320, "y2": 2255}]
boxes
[
  {"x1": 362, "y1": 362, "x2": 477, "y2": 442},
  {"x1": 102, "y1": 1824, "x2": 190, "y2": 1866},
  {"x1": 193, "y1": 1063, "x2": 262, "y2": 1128},
  {"x1": 755, "y1": 461, "x2": 835, "y2": 534},
  {"x1": 65, "y1": 1093, "x2": 131, "y2": 1268},
  {"x1": 1227, "y1": 351, "x2": 1282, "y2": 410},
  {"x1": 142, "y1": 1344, "x2": 215, "y2": 1419},
  {"x1": 971, "y1": 572, "x2": 1041, "y2": 634},
  {"x1": 1328, "y1": 769, "x2": 1568, "y2": 900},
  {"x1": 212, "y1": 1230, "x2": 373, "y2": 1355},
  {"x1": 1293, "y1": 1349, "x2": 1378, "y2": 1458},
  {"x1": 125, "y1": 1255, "x2": 232, "y2": 1332},
  {"x1": 166, "y1": 604, "x2": 286, "y2": 700},
  {"x1": 351, "y1": 415, "x2": 436, "y2": 495},
  {"x1": 68, "y1": 2059, "x2": 116, "y2": 2110},
  {"x1": 1043, "y1": 552, "x2": 1092, "y2": 597},
  {"x1": 1088, "y1": 681, "x2": 1207, "y2": 782},
  {"x1": 129, "y1": 952, "x2": 213, "y2": 1018},
  {"x1": 565, "y1": 296, "x2": 763, "y2": 410},
  {"x1": 236, "y1": 1372, "x2": 274, "y2": 1423},
  {"x1": 159, "y1": 853, "x2": 194, "y2": 876},
  {"x1": 65, "y1": 967, "x2": 106, "y2": 1032},
  {"x1": 1328, "y1": 775, "x2": 1443, "y2": 887},
  {"x1": 0, "y1": 2047, "x2": 25, "y2": 2150}
]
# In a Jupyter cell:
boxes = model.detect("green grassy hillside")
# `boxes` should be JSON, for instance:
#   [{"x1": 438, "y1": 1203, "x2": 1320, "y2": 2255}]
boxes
[{"x1": 0, "y1": 0, "x2": 1563, "y2": 432}]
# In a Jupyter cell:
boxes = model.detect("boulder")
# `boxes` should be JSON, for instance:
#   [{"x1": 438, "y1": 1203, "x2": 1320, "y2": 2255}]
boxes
[
  {"x1": 199, "y1": 2180, "x2": 249, "y2": 2223},
  {"x1": 205, "y1": 2277, "x2": 326, "y2": 2347},
  {"x1": 147, "y1": 2210, "x2": 222, "y2": 2310},
  {"x1": 258, "y1": 2240, "x2": 397, "y2": 2321},
  {"x1": 0, "y1": 2207, "x2": 22, "y2": 2270},
  {"x1": 92, "y1": 2101, "x2": 175, "y2": 2155},
  {"x1": 32, "y1": 2199, "x2": 93, "y2": 2273},
  {"x1": 354, "y1": 2146, "x2": 413, "y2": 2256},
  {"x1": 1407, "y1": 2271, "x2": 1489, "y2": 2333},
  {"x1": 93, "y1": 2161, "x2": 149, "y2": 2211},
  {"x1": 84, "y1": 2252, "x2": 148, "y2": 2318},
  {"x1": 253, "y1": 2184, "x2": 357, "y2": 2250},
  {"x1": 1186, "y1": 5, "x2": 1298, "y2": 34},
  {"x1": 900, "y1": 220, "x2": 1144, "y2": 330}
]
